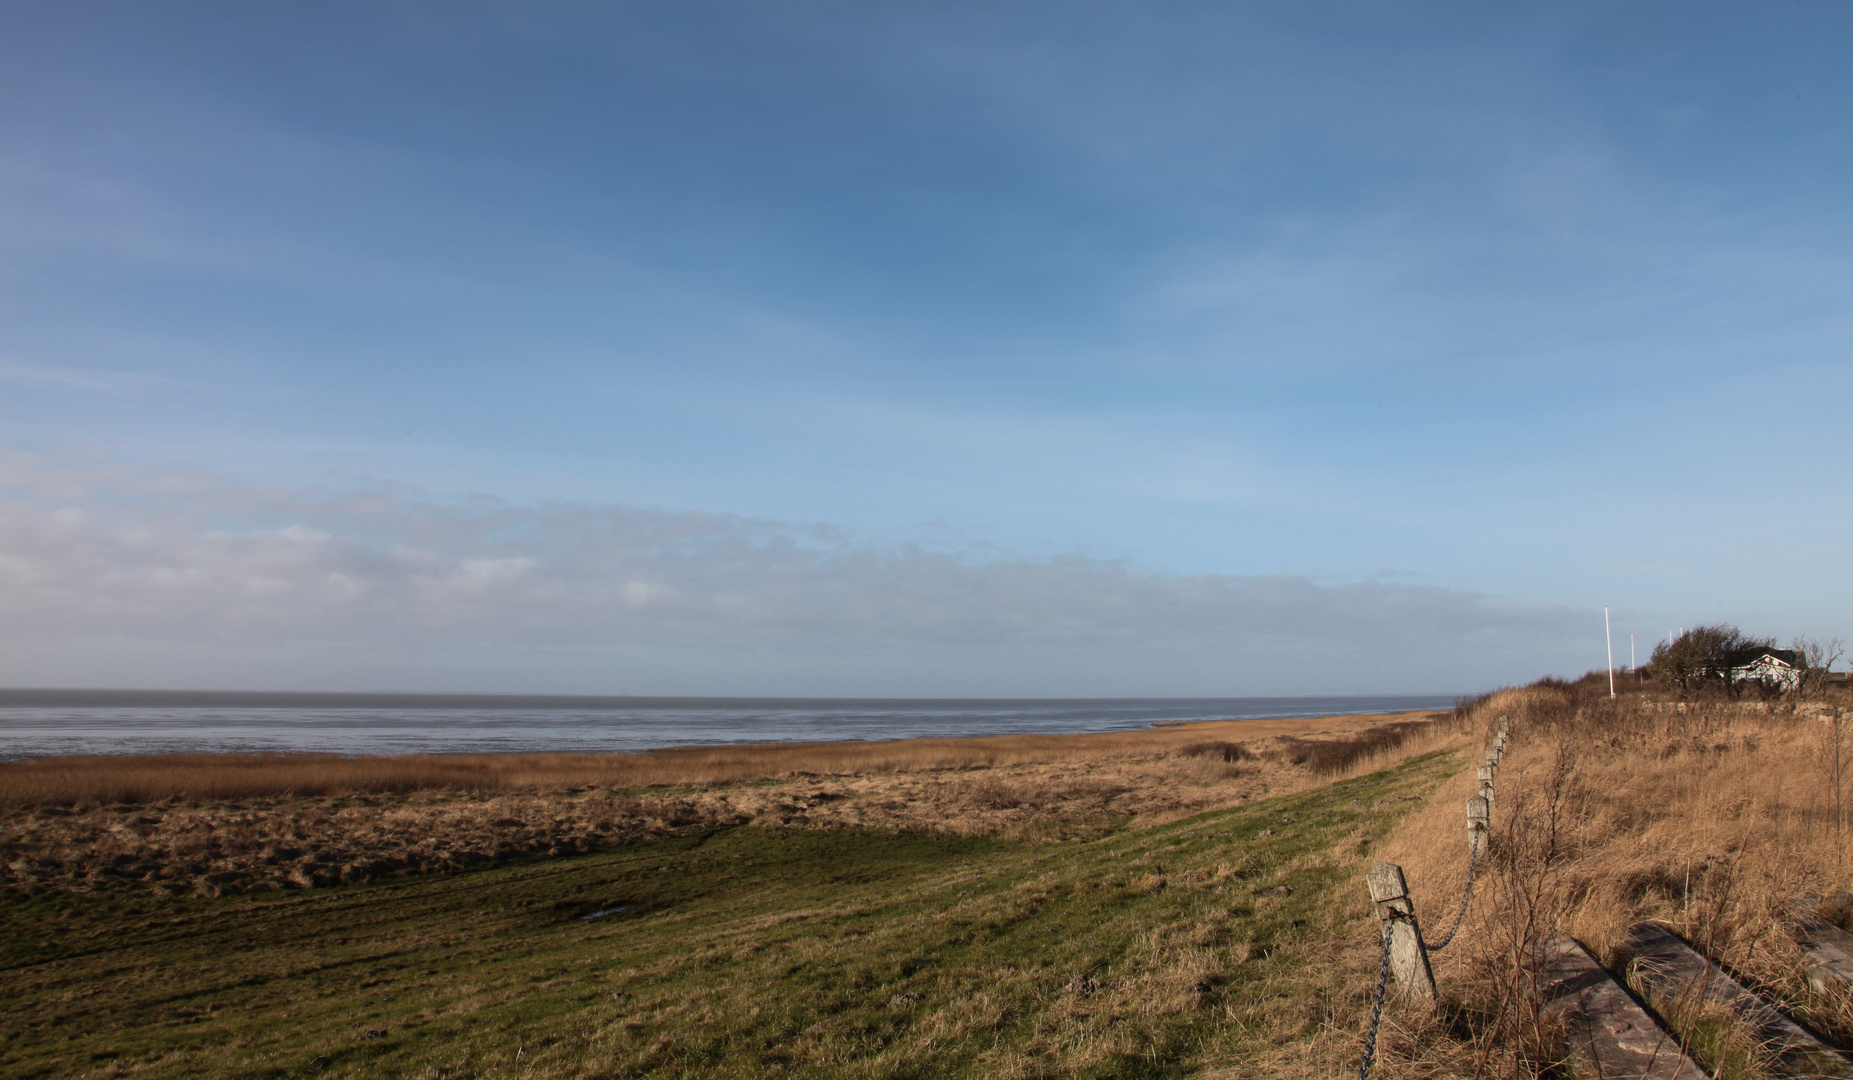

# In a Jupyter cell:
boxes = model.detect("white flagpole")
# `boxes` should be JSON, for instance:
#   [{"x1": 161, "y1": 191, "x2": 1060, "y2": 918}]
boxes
[
  {"x1": 1606, "y1": 607, "x2": 1616, "y2": 698},
  {"x1": 1630, "y1": 634, "x2": 1636, "y2": 673}
]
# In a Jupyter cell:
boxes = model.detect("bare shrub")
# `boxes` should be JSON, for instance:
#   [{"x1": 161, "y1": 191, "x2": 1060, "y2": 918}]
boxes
[
  {"x1": 1273, "y1": 722, "x2": 1430, "y2": 775},
  {"x1": 1175, "y1": 741, "x2": 1252, "y2": 762}
]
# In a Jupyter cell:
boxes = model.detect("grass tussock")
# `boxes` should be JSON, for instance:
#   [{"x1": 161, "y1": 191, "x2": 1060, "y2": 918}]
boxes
[
  {"x1": 1367, "y1": 680, "x2": 1853, "y2": 1079},
  {"x1": 1174, "y1": 740, "x2": 1253, "y2": 763}
]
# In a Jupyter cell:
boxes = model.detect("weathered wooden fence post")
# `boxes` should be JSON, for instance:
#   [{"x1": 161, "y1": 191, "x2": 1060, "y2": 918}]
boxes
[
  {"x1": 1367, "y1": 862, "x2": 1437, "y2": 1006},
  {"x1": 1466, "y1": 794, "x2": 1489, "y2": 852}
]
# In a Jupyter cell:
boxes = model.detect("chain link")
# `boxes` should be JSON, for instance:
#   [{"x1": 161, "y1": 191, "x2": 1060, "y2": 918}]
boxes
[
  {"x1": 1422, "y1": 832, "x2": 1481, "y2": 953},
  {"x1": 1356, "y1": 731, "x2": 1501, "y2": 1078},
  {"x1": 1357, "y1": 920, "x2": 1395, "y2": 1080}
]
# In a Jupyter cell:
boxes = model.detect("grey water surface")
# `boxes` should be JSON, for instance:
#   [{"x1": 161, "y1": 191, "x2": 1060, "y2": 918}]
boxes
[{"x1": 0, "y1": 690, "x2": 1463, "y2": 760}]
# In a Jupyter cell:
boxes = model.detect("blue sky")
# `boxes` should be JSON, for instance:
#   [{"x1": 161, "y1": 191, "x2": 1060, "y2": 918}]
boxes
[{"x1": 1, "y1": 1, "x2": 1848, "y2": 694}]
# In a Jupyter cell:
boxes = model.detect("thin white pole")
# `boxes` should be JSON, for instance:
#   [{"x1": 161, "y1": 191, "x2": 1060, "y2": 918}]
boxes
[
  {"x1": 1630, "y1": 634, "x2": 1636, "y2": 672},
  {"x1": 1606, "y1": 607, "x2": 1616, "y2": 698}
]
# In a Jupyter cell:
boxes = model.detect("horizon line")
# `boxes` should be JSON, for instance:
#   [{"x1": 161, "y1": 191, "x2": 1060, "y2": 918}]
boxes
[{"x1": 0, "y1": 687, "x2": 1472, "y2": 709}]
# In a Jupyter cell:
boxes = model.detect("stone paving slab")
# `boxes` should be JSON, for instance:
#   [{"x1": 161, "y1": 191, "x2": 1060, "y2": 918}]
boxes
[
  {"x1": 1539, "y1": 936, "x2": 1708, "y2": 1080},
  {"x1": 1796, "y1": 918, "x2": 1853, "y2": 996},
  {"x1": 1626, "y1": 922, "x2": 1853, "y2": 1080}
]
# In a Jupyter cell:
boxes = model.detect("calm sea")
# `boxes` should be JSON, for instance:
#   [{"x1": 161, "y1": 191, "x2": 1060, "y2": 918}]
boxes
[{"x1": 0, "y1": 691, "x2": 1462, "y2": 761}]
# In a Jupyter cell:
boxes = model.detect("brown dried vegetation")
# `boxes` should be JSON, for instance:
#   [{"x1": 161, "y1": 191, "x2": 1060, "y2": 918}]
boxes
[
  {"x1": 1361, "y1": 680, "x2": 1853, "y2": 1079},
  {"x1": 1, "y1": 711, "x2": 1444, "y2": 897},
  {"x1": 0, "y1": 711, "x2": 1438, "y2": 807}
]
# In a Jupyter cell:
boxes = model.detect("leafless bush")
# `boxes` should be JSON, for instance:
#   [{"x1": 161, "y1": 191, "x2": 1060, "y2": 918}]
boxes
[
  {"x1": 1175, "y1": 741, "x2": 1252, "y2": 762},
  {"x1": 1275, "y1": 721, "x2": 1431, "y2": 775}
]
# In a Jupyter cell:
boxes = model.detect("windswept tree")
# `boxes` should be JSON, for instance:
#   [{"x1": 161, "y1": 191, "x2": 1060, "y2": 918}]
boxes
[
  {"x1": 1645, "y1": 624, "x2": 1777, "y2": 696},
  {"x1": 1793, "y1": 635, "x2": 1848, "y2": 699}
]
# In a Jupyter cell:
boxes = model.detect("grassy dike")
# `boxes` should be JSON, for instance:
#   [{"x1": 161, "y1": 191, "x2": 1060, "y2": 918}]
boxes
[{"x1": 2, "y1": 751, "x2": 1457, "y2": 1079}]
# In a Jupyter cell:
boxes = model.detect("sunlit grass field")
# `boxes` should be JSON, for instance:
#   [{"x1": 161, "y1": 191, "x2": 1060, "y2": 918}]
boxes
[{"x1": 1, "y1": 751, "x2": 1456, "y2": 1079}]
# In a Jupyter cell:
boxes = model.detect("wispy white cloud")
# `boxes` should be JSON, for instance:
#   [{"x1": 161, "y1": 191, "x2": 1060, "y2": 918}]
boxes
[
  {"x1": 0, "y1": 357, "x2": 167, "y2": 396},
  {"x1": 0, "y1": 453, "x2": 1588, "y2": 694}
]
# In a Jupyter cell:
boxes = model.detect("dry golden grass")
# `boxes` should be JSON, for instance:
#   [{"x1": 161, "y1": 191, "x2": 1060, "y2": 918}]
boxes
[
  {"x1": 0, "y1": 709, "x2": 1440, "y2": 807},
  {"x1": 1364, "y1": 682, "x2": 1853, "y2": 1079},
  {"x1": 0, "y1": 710, "x2": 1449, "y2": 898}
]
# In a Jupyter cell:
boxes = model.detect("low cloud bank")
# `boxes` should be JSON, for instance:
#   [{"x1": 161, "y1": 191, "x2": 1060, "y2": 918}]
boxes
[{"x1": 0, "y1": 454, "x2": 1588, "y2": 695}]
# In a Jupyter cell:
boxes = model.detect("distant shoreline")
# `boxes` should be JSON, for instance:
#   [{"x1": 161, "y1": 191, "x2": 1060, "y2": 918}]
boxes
[
  {"x1": 0, "y1": 707, "x2": 1448, "y2": 774},
  {"x1": 5, "y1": 706, "x2": 1443, "y2": 757},
  {"x1": 0, "y1": 690, "x2": 1466, "y2": 764},
  {"x1": 0, "y1": 687, "x2": 1464, "y2": 710}
]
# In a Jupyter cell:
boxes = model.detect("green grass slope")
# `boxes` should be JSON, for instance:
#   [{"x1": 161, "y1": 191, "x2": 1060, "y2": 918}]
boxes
[{"x1": 2, "y1": 751, "x2": 1456, "y2": 1079}]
